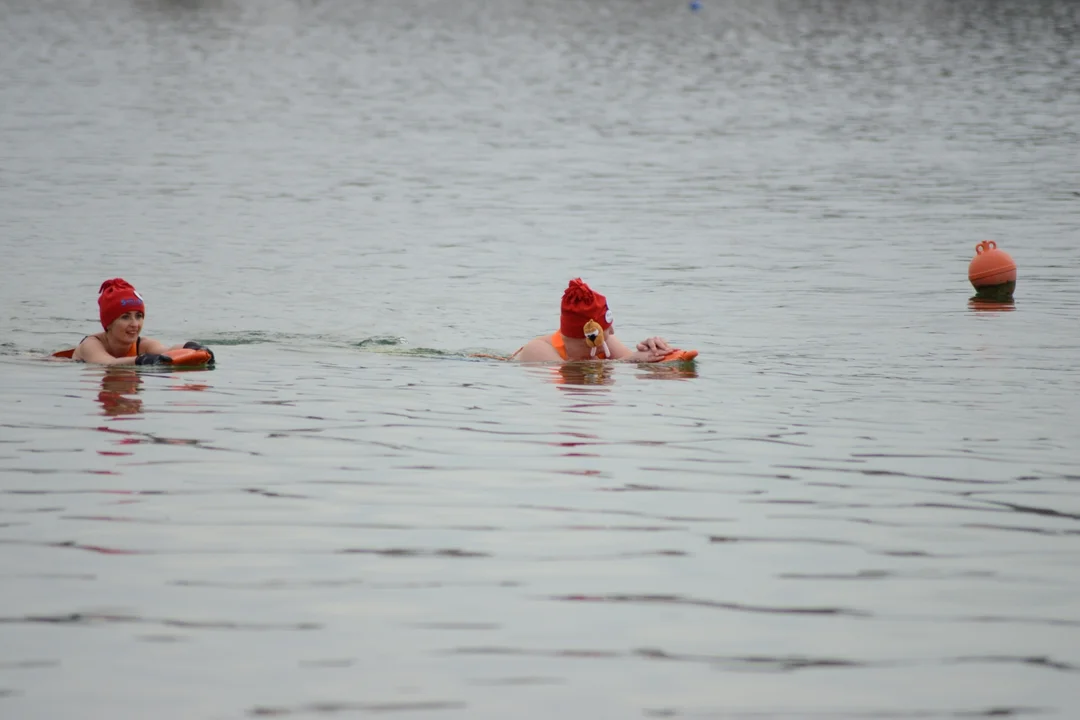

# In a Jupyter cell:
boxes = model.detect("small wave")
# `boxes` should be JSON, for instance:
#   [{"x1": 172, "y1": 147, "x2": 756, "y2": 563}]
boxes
[
  {"x1": 352, "y1": 335, "x2": 406, "y2": 348},
  {"x1": 248, "y1": 701, "x2": 466, "y2": 716}
]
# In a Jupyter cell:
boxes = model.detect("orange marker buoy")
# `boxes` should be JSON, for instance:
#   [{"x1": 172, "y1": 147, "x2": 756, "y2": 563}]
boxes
[{"x1": 968, "y1": 240, "x2": 1016, "y2": 301}]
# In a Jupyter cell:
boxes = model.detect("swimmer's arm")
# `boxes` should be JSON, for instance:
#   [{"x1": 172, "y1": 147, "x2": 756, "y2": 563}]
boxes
[
  {"x1": 71, "y1": 336, "x2": 138, "y2": 366},
  {"x1": 513, "y1": 338, "x2": 562, "y2": 362},
  {"x1": 608, "y1": 334, "x2": 670, "y2": 362}
]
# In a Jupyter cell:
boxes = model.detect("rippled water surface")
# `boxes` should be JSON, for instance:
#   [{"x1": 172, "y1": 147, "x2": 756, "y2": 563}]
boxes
[{"x1": 2, "y1": 0, "x2": 1079, "y2": 718}]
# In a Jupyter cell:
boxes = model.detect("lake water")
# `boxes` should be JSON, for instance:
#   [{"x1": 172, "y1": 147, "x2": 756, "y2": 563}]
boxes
[{"x1": 1, "y1": 0, "x2": 1079, "y2": 718}]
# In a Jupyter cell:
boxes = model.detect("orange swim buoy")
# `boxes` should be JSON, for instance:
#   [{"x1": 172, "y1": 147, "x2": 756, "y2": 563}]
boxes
[
  {"x1": 658, "y1": 349, "x2": 698, "y2": 363},
  {"x1": 968, "y1": 241, "x2": 1017, "y2": 300},
  {"x1": 50, "y1": 347, "x2": 213, "y2": 365},
  {"x1": 162, "y1": 348, "x2": 213, "y2": 366}
]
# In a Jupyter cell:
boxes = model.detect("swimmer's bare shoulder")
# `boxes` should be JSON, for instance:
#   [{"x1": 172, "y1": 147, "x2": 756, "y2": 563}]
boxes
[{"x1": 513, "y1": 335, "x2": 561, "y2": 362}]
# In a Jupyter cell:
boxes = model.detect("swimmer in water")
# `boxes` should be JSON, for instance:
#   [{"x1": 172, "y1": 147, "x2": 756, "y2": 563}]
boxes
[
  {"x1": 512, "y1": 278, "x2": 673, "y2": 363},
  {"x1": 66, "y1": 278, "x2": 214, "y2": 366}
]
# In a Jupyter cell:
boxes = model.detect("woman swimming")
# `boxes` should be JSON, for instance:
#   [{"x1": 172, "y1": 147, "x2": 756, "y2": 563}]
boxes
[
  {"x1": 512, "y1": 278, "x2": 677, "y2": 363},
  {"x1": 66, "y1": 278, "x2": 214, "y2": 366}
]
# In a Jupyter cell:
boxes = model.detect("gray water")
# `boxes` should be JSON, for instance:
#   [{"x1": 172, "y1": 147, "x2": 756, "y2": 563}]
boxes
[{"x1": 2, "y1": 0, "x2": 1079, "y2": 717}]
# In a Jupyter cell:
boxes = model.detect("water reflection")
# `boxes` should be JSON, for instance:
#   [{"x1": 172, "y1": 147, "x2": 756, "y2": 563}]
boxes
[
  {"x1": 968, "y1": 296, "x2": 1017, "y2": 313},
  {"x1": 96, "y1": 369, "x2": 143, "y2": 416},
  {"x1": 635, "y1": 363, "x2": 699, "y2": 381},
  {"x1": 553, "y1": 362, "x2": 615, "y2": 387},
  {"x1": 547, "y1": 361, "x2": 699, "y2": 386}
]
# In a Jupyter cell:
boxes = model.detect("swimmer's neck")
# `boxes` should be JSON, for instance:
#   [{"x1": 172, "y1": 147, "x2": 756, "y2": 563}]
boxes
[{"x1": 100, "y1": 332, "x2": 134, "y2": 358}]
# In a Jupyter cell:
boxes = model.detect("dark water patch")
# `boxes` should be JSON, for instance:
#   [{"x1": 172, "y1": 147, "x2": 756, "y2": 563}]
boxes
[
  {"x1": 307, "y1": 479, "x2": 422, "y2": 489},
  {"x1": 338, "y1": 547, "x2": 488, "y2": 558},
  {"x1": 639, "y1": 466, "x2": 762, "y2": 479},
  {"x1": 450, "y1": 645, "x2": 871, "y2": 672},
  {"x1": 0, "y1": 660, "x2": 58, "y2": 670},
  {"x1": 600, "y1": 482, "x2": 715, "y2": 493},
  {"x1": 952, "y1": 709, "x2": 1049, "y2": 718},
  {"x1": 949, "y1": 655, "x2": 1077, "y2": 672},
  {"x1": 0, "y1": 689, "x2": 19, "y2": 698},
  {"x1": 11, "y1": 507, "x2": 105, "y2": 518},
  {"x1": 367, "y1": 580, "x2": 522, "y2": 590},
  {"x1": 710, "y1": 535, "x2": 856, "y2": 547},
  {"x1": 780, "y1": 569, "x2": 893, "y2": 581},
  {"x1": 3, "y1": 538, "x2": 496, "y2": 558},
  {"x1": 550, "y1": 594, "x2": 867, "y2": 616},
  {"x1": 915, "y1": 501, "x2": 1057, "y2": 518},
  {"x1": 734, "y1": 435, "x2": 814, "y2": 447},
  {"x1": 633, "y1": 648, "x2": 868, "y2": 672},
  {"x1": 557, "y1": 524, "x2": 679, "y2": 532},
  {"x1": 775, "y1": 513, "x2": 912, "y2": 528},
  {"x1": 962, "y1": 523, "x2": 1080, "y2": 536},
  {"x1": 18, "y1": 448, "x2": 83, "y2": 454},
  {"x1": 448, "y1": 646, "x2": 619, "y2": 659},
  {"x1": 535, "y1": 549, "x2": 688, "y2": 561},
  {"x1": 985, "y1": 501, "x2": 1080, "y2": 521},
  {"x1": 777, "y1": 464, "x2": 1012, "y2": 485},
  {"x1": 243, "y1": 488, "x2": 312, "y2": 499},
  {"x1": 748, "y1": 498, "x2": 817, "y2": 505},
  {"x1": 779, "y1": 569, "x2": 1019, "y2": 583},
  {"x1": 951, "y1": 615, "x2": 1080, "y2": 629},
  {"x1": 248, "y1": 700, "x2": 466, "y2": 716},
  {"x1": 137, "y1": 634, "x2": 188, "y2": 643},
  {"x1": 37, "y1": 540, "x2": 143, "y2": 555},
  {"x1": 0, "y1": 612, "x2": 319, "y2": 631},
  {"x1": 518, "y1": 503, "x2": 733, "y2": 524}
]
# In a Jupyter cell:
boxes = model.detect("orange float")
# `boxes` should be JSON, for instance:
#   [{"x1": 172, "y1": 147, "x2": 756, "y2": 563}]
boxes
[
  {"x1": 50, "y1": 347, "x2": 213, "y2": 366},
  {"x1": 658, "y1": 349, "x2": 698, "y2": 362},
  {"x1": 161, "y1": 347, "x2": 213, "y2": 366},
  {"x1": 968, "y1": 240, "x2": 1016, "y2": 300}
]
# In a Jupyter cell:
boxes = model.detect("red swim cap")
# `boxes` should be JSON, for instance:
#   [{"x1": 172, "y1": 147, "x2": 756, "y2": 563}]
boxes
[
  {"x1": 560, "y1": 278, "x2": 613, "y2": 339},
  {"x1": 98, "y1": 278, "x2": 145, "y2": 330}
]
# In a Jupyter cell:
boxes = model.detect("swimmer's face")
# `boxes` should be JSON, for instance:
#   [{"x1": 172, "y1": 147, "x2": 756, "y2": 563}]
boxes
[{"x1": 107, "y1": 311, "x2": 144, "y2": 343}]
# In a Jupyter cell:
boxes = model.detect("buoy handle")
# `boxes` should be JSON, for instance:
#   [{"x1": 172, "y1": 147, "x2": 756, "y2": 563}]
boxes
[{"x1": 975, "y1": 240, "x2": 997, "y2": 254}]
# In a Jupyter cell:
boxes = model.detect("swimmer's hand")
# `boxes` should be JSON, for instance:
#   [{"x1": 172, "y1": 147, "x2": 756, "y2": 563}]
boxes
[
  {"x1": 135, "y1": 353, "x2": 174, "y2": 366},
  {"x1": 625, "y1": 346, "x2": 671, "y2": 363},
  {"x1": 184, "y1": 341, "x2": 215, "y2": 364},
  {"x1": 636, "y1": 337, "x2": 671, "y2": 353}
]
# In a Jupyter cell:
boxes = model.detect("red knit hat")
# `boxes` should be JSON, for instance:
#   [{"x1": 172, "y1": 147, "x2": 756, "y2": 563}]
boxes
[
  {"x1": 560, "y1": 278, "x2": 613, "y2": 339},
  {"x1": 98, "y1": 278, "x2": 145, "y2": 330}
]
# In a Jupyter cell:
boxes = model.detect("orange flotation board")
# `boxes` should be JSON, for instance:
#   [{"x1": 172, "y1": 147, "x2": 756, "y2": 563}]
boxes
[
  {"x1": 50, "y1": 347, "x2": 212, "y2": 366},
  {"x1": 162, "y1": 348, "x2": 213, "y2": 366},
  {"x1": 658, "y1": 349, "x2": 698, "y2": 363}
]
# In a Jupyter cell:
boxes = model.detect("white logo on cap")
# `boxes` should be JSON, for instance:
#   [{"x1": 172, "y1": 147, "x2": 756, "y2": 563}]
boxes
[{"x1": 605, "y1": 309, "x2": 613, "y2": 324}]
